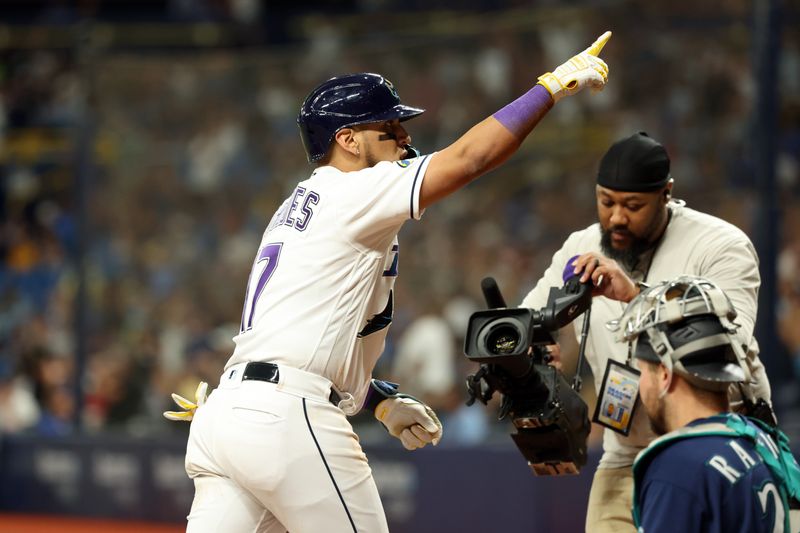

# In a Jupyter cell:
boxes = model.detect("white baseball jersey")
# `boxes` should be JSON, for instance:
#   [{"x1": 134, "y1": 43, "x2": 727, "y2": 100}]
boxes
[
  {"x1": 226, "y1": 155, "x2": 432, "y2": 406},
  {"x1": 520, "y1": 201, "x2": 770, "y2": 469}
]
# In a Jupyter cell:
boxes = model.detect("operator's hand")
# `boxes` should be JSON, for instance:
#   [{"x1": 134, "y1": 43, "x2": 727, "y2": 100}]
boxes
[
  {"x1": 572, "y1": 252, "x2": 639, "y2": 303},
  {"x1": 163, "y1": 381, "x2": 208, "y2": 422},
  {"x1": 537, "y1": 31, "x2": 611, "y2": 103},
  {"x1": 375, "y1": 396, "x2": 443, "y2": 450}
]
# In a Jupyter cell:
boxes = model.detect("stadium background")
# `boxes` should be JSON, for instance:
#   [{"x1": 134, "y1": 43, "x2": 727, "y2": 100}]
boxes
[{"x1": 0, "y1": 0, "x2": 798, "y2": 531}]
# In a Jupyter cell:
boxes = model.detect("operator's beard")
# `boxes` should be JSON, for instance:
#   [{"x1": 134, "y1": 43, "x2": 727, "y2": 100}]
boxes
[
  {"x1": 599, "y1": 210, "x2": 668, "y2": 273},
  {"x1": 599, "y1": 229, "x2": 654, "y2": 273}
]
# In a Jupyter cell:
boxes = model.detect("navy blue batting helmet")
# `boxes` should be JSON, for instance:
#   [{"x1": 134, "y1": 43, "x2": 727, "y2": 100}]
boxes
[{"x1": 297, "y1": 73, "x2": 425, "y2": 163}]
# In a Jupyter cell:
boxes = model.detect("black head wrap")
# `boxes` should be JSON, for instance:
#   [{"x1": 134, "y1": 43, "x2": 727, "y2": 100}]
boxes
[{"x1": 597, "y1": 132, "x2": 671, "y2": 192}]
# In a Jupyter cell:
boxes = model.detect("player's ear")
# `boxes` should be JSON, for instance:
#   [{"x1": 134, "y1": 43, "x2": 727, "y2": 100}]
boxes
[
  {"x1": 657, "y1": 363, "x2": 676, "y2": 391},
  {"x1": 334, "y1": 127, "x2": 360, "y2": 157},
  {"x1": 658, "y1": 362, "x2": 668, "y2": 382}
]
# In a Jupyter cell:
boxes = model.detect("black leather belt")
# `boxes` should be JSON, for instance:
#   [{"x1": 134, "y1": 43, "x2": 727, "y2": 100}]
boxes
[{"x1": 242, "y1": 362, "x2": 341, "y2": 405}]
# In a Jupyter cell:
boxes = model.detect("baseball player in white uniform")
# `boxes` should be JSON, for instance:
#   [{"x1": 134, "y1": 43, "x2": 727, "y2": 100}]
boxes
[
  {"x1": 166, "y1": 32, "x2": 612, "y2": 533},
  {"x1": 520, "y1": 131, "x2": 774, "y2": 533}
]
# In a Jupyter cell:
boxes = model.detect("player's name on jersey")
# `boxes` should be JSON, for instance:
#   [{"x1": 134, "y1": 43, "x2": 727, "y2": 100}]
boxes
[
  {"x1": 707, "y1": 434, "x2": 779, "y2": 484},
  {"x1": 267, "y1": 185, "x2": 320, "y2": 233}
]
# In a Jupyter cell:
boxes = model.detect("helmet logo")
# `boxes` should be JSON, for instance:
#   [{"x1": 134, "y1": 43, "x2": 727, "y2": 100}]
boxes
[{"x1": 385, "y1": 78, "x2": 399, "y2": 99}]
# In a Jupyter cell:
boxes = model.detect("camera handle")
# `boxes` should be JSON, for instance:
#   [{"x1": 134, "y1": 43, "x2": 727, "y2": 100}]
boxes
[
  {"x1": 571, "y1": 304, "x2": 592, "y2": 392},
  {"x1": 465, "y1": 366, "x2": 494, "y2": 406}
]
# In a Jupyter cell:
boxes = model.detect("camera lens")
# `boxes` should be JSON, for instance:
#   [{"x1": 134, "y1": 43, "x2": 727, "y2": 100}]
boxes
[{"x1": 486, "y1": 324, "x2": 522, "y2": 355}]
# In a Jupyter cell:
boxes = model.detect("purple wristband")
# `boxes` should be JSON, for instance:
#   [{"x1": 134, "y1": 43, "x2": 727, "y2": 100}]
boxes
[{"x1": 492, "y1": 84, "x2": 554, "y2": 137}]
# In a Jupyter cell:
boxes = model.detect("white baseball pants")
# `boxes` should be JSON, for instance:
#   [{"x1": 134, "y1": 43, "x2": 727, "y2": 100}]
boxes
[{"x1": 184, "y1": 363, "x2": 389, "y2": 533}]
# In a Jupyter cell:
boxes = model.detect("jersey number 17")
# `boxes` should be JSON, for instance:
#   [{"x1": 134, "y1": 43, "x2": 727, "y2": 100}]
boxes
[{"x1": 239, "y1": 242, "x2": 283, "y2": 333}]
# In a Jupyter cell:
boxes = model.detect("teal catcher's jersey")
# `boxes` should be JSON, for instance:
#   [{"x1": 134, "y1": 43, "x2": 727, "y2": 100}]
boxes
[{"x1": 633, "y1": 414, "x2": 800, "y2": 533}]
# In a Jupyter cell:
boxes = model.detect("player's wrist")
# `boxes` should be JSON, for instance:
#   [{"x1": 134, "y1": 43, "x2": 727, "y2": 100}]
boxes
[
  {"x1": 536, "y1": 73, "x2": 561, "y2": 102},
  {"x1": 492, "y1": 84, "x2": 554, "y2": 138},
  {"x1": 363, "y1": 379, "x2": 399, "y2": 413}
]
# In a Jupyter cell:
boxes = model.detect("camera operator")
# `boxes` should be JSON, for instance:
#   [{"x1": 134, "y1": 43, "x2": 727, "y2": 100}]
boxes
[{"x1": 519, "y1": 132, "x2": 774, "y2": 533}]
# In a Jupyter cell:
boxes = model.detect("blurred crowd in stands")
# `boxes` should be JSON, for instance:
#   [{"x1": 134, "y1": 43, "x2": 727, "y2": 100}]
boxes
[{"x1": 1, "y1": 1, "x2": 799, "y2": 448}]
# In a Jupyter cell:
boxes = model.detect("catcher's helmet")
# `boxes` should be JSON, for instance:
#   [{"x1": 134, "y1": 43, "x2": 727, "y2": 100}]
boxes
[
  {"x1": 297, "y1": 73, "x2": 425, "y2": 163},
  {"x1": 607, "y1": 276, "x2": 750, "y2": 391}
]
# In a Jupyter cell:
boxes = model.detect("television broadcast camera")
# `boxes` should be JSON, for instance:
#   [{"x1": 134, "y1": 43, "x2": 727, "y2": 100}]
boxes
[{"x1": 464, "y1": 264, "x2": 593, "y2": 476}]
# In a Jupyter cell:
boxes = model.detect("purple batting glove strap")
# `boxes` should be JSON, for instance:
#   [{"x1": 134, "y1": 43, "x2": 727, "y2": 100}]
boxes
[{"x1": 492, "y1": 84, "x2": 554, "y2": 137}]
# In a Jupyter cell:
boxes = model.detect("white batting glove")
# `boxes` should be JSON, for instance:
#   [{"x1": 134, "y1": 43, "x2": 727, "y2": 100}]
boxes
[
  {"x1": 537, "y1": 31, "x2": 611, "y2": 103},
  {"x1": 375, "y1": 396, "x2": 443, "y2": 450},
  {"x1": 163, "y1": 381, "x2": 208, "y2": 422}
]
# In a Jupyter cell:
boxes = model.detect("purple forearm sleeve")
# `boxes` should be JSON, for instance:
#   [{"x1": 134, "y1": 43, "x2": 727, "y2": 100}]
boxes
[{"x1": 492, "y1": 84, "x2": 554, "y2": 137}]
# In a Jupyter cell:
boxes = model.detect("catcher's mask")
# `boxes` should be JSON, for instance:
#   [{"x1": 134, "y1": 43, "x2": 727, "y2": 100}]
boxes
[
  {"x1": 297, "y1": 73, "x2": 424, "y2": 163},
  {"x1": 607, "y1": 276, "x2": 750, "y2": 392}
]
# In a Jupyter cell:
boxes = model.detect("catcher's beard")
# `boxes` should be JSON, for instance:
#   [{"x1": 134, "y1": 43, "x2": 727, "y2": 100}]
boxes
[{"x1": 647, "y1": 395, "x2": 669, "y2": 436}]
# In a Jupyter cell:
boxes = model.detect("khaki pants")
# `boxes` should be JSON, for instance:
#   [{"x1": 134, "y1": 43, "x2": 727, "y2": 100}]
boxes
[{"x1": 585, "y1": 466, "x2": 636, "y2": 533}]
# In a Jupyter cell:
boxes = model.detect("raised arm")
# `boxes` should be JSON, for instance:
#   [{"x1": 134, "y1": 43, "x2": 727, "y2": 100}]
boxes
[{"x1": 420, "y1": 31, "x2": 611, "y2": 209}]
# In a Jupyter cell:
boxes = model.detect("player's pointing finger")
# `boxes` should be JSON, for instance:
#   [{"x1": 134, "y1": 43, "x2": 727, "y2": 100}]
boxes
[{"x1": 586, "y1": 31, "x2": 612, "y2": 57}]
